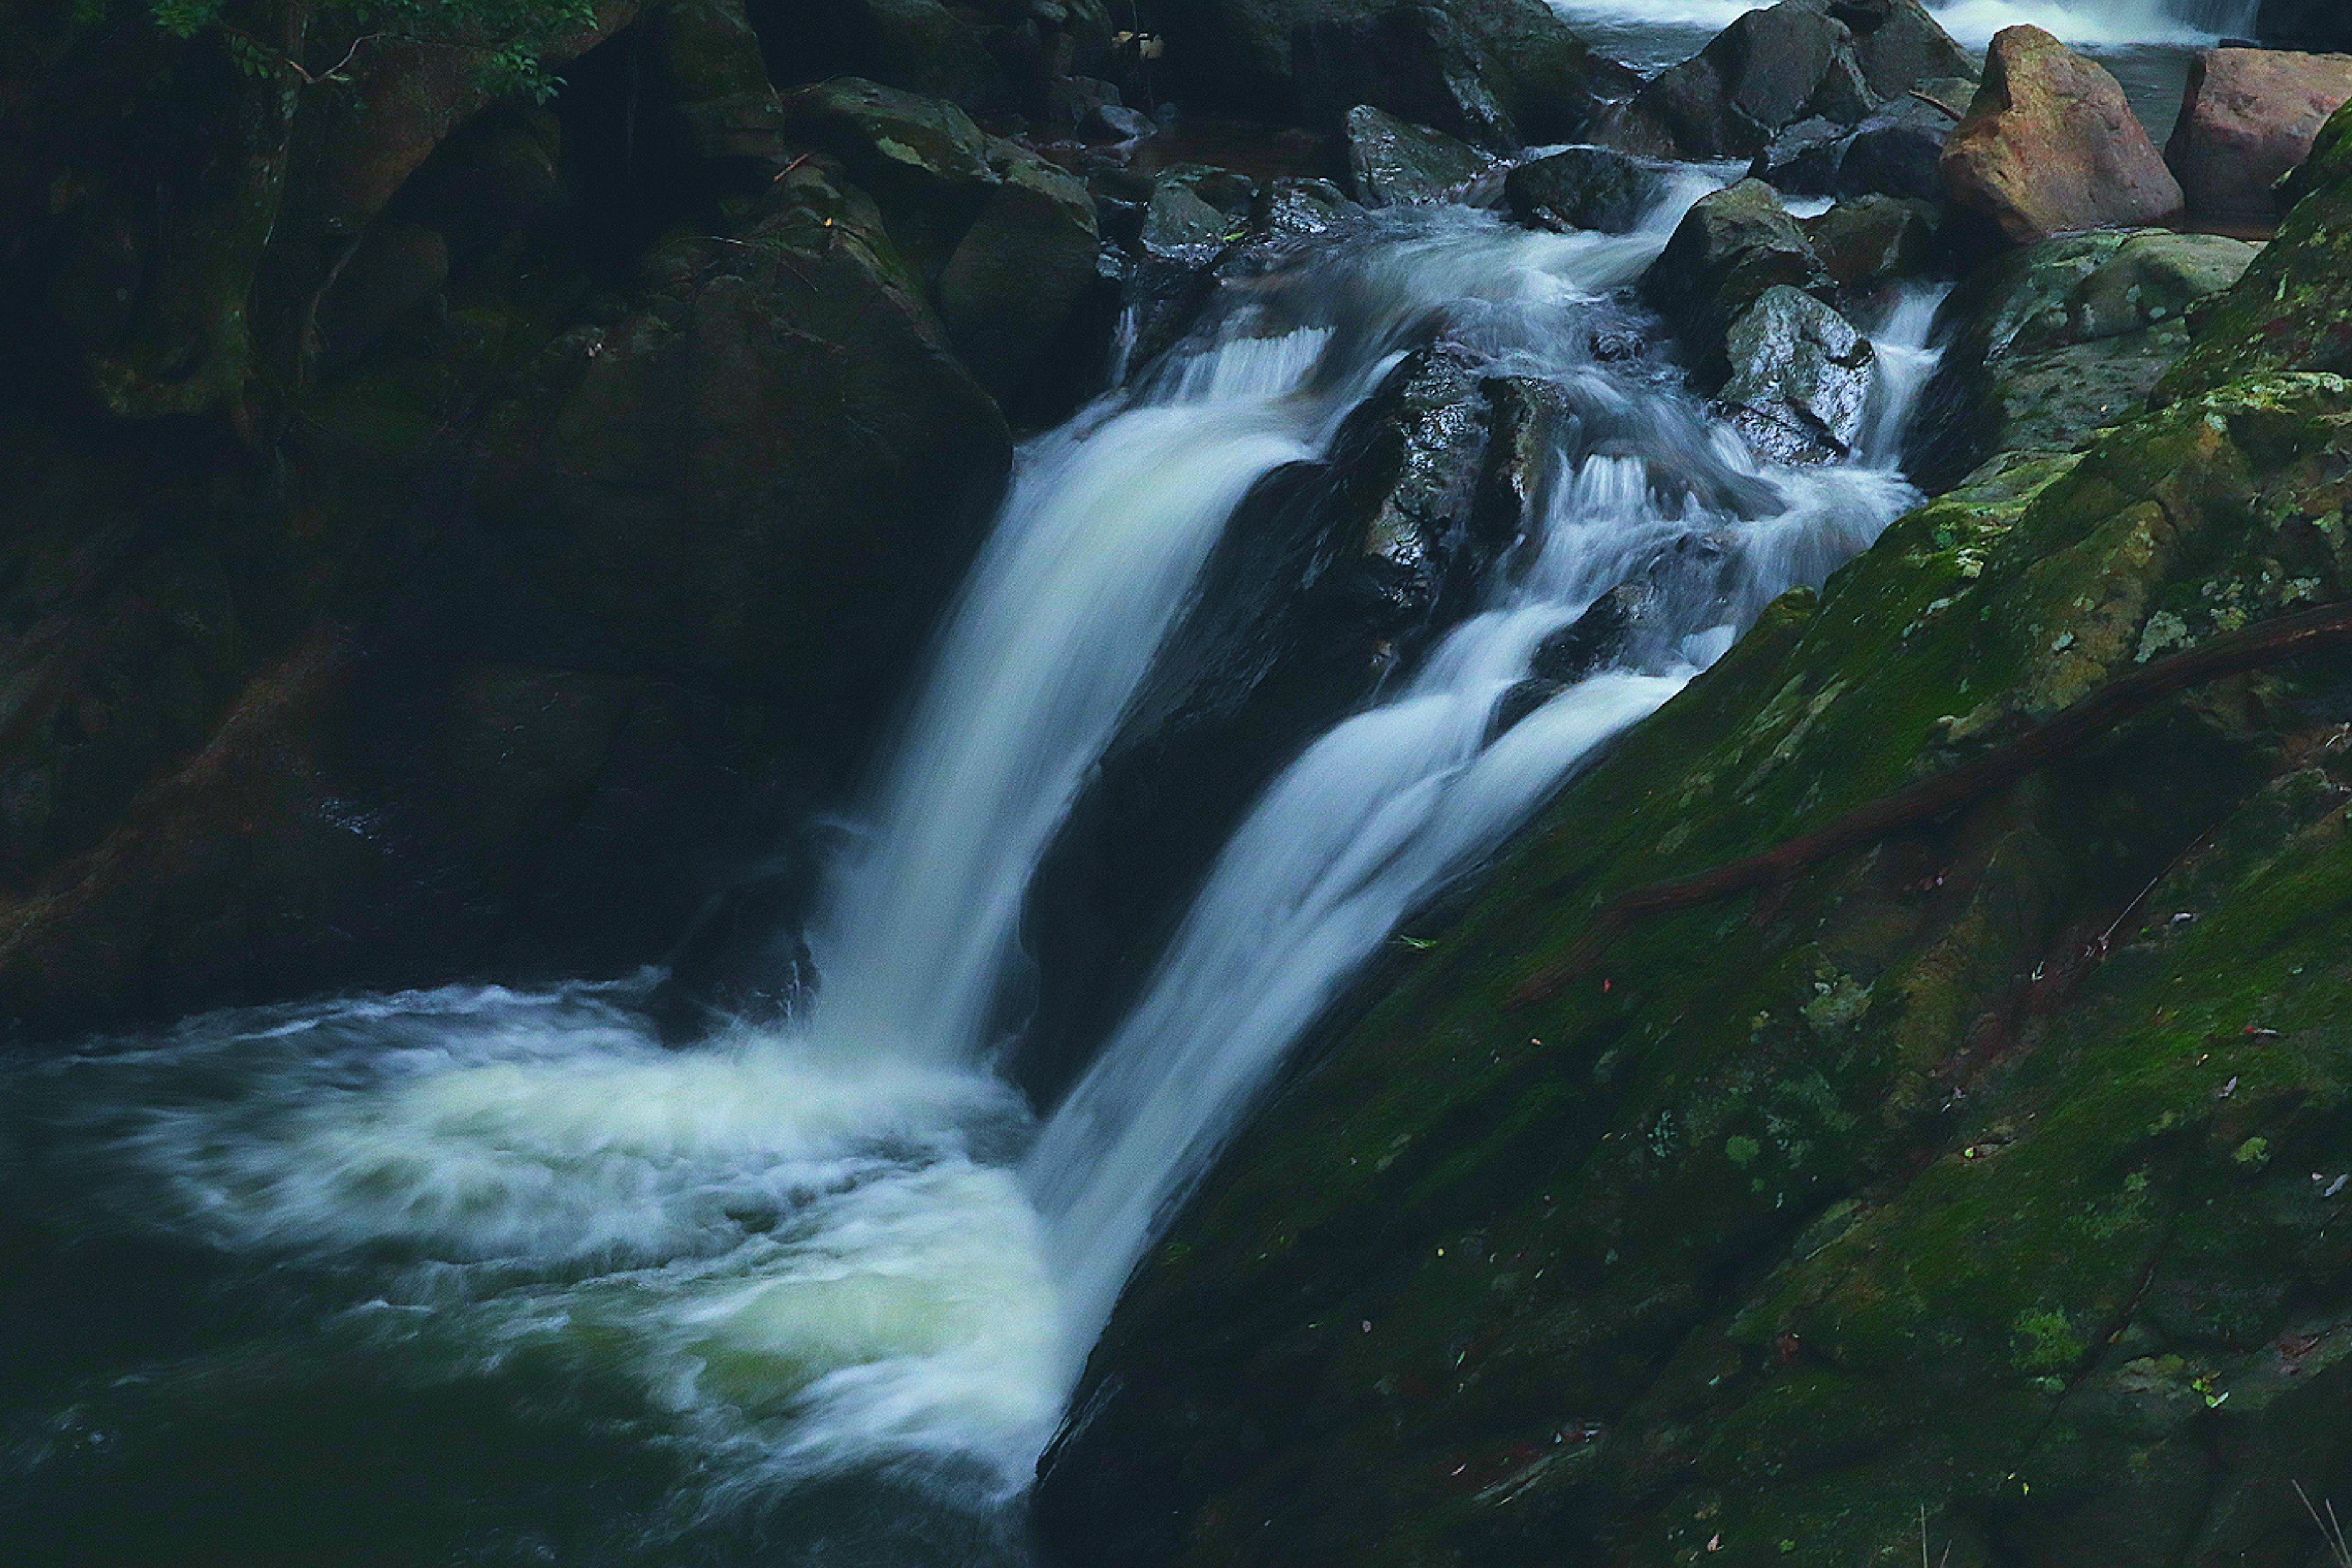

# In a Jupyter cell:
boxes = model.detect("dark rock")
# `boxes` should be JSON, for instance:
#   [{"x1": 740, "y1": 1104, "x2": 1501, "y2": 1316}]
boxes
[
  {"x1": 1531, "y1": 580, "x2": 1659, "y2": 683},
  {"x1": 1831, "y1": 94, "x2": 1956, "y2": 200},
  {"x1": 936, "y1": 153, "x2": 1102, "y2": 405},
  {"x1": 1940, "y1": 25, "x2": 2183, "y2": 244},
  {"x1": 1021, "y1": 342, "x2": 1520, "y2": 1101},
  {"x1": 1636, "y1": 0, "x2": 1872, "y2": 159},
  {"x1": 316, "y1": 222, "x2": 450, "y2": 369},
  {"x1": 1081, "y1": 101, "x2": 1159, "y2": 145},
  {"x1": 1256, "y1": 176, "x2": 1362, "y2": 238},
  {"x1": 1160, "y1": 0, "x2": 1640, "y2": 142},
  {"x1": 2166, "y1": 48, "x2": 2352, "y2": 230},
  {"x1": 1504, "y1": 146, "x2": 1663, "y2": 235},
  {"x1": 1295, "y1": 1, "x2": 1516, "y2": 145},
  {"x1": 749, "y1": 0, "x2": 1011, "y2": 112},
  {"x1": 1836, "y1": 0, "x2": 1977, "y2": 98},
  {"x1": 467, "y1": 159, "x2": 1011, "y2": 707},
  {"x1": 2255, "y1": 0, "x2": 2352, "y2": 52},
  {"x1": 1751, "y1": 115, "x2": 1851, "y2": 192},
  {"x1": 659, "y1": 0, "x2": 791, "y2": 164},
  {"x1": 1803, "y1": 194, "x2": 1935, "y2": 296},
  {"x1": 775, "y1": 76, "x2": 1001, "y2": 274},
  {"x1": 1342, "y1": 105, "x2": 1492, "y2": 208},
  {"x1": 1642, "y1": 178, "x2": 1831, "y2": 370},
  {"x1": 1716, "y1": 284, "x2": 1879, "y2": 462}
]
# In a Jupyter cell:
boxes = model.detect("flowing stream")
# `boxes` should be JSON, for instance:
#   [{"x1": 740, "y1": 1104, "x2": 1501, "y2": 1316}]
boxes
[{"x1": 0, "y1": 3, "x2": 2210, "y2": 1557}]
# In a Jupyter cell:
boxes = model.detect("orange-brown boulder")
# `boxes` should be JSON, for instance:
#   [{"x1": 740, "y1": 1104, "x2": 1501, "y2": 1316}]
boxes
[
  {"x1": 2166, "y1": 47, "x2": 2352, "y2": 229},
  {"x1": 1940, "y1": 24, "x2": 2182, "y2": 243}
]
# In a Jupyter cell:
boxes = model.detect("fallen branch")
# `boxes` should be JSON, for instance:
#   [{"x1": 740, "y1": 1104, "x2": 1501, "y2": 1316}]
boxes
[
  {"x1": 1910, "y1": 88, "x2": 1969, "y2": 121},
  {"x1": 1509, "y1": 599, "x2": 2352, "y2": 1008}
]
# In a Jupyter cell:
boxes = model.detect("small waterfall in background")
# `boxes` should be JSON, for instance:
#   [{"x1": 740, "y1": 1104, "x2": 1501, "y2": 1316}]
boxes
[{"x1": 1, "y1": 169, "x2": 1947, "y2": 1563}]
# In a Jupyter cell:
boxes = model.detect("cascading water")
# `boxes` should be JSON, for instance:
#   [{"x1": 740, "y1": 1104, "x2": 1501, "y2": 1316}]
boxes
[{"x1": 1, "y1": 174, "x2": 1944, "y2": 1566}]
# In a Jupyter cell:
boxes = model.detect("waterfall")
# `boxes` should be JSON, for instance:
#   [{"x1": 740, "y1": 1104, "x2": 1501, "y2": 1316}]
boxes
[
  {"x1": 0, "y1": 175, "x2": 1946, "y2": 1563},
  {"x1": 1544, "y1": 0, "x2": 2258, "y2": 50}
]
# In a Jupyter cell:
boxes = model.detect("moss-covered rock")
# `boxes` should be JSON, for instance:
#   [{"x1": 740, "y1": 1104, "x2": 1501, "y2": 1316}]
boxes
[{"x1": 1038, "y1": 105, "x2": 2352, "y2": 1568}]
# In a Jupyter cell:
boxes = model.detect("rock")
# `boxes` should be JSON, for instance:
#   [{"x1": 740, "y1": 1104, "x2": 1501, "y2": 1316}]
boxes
[
  {"x1": 1080, "y1": 101, "x2": 1158, "y2": 145},
  {"x1": 657, "y1": 0, "x2": 791, "y2": 164},
  {"x1": 1803, "y1": 194, "x2": 1935, "y2": 296},
  {"x1": 935, "y1": 153, "x2": 1103, "y2": 405},
  {"x1": 2160, "y1": 98, "x2": 2352, "y2": 400},
  {"x1": 775, "y1": 76, "x2": 1000, "y2": 273},
  {"x1": 1020, "y1": 341, "x2": 1522, "y2": 1102},
  {"x1": 1834, "y1": 0, "x2": 1977, "y2": 97},
  {"x1": 1717, "y1": 284, "x2": 1879, "y2": 461},
  {"x1": 1295, "y1": 1, "x2": 1516, "y2": 145},
  {"x1": 1909, "y1": 228, "x2": 2258, "y2": 486},
  {"x1": 1831, "y1": 89, "x2": 1962, "y2": 200},
  {"x1": 1752, "y1": 115, "x2": 1850, "y2": 192},
  {"x1": 1035, "y1": 239, "x2": 2352, "y2": 1568},
  {"x1": 1504, "y1": 146, "x2": 1663, "y2": 234},
  {"x1": 1642, "y1": 178, "x2": 1831, "y2": 370},
  {"x1": 1256, "y1": 176, "x2": 1362, "y2": 238},
  {"x1": 1342, "y1": 105, "x2": 1491, "y2": 207},
  {"x1": 2166, "y1": 48, "x2": 2352, "y2": 230},
  {"x1": 469, "y1": 159, "x2": 1010, "y2": 709},
  {"x1": 1940, "y1": 26, "x2": 2184, "y2": 244},
  {"x1": 2255, "y1": 0, "x2": 2352, "y2": 53},
  {"x1": 1638, "y1": 0, "x2": 1875, "y2": 158},
  {"x1": 755, "y1": 0, "x2": 1011, "y2": 112},
  {"x1": 1162, "y1": 0, "x2": 1641, "y2": 141},
  {"x1": 316, "y1": 221, "x2": 450, "y2": 369},
  {"x1": 1534, "y1": 580, "x2": 1660, "y2": 684}
]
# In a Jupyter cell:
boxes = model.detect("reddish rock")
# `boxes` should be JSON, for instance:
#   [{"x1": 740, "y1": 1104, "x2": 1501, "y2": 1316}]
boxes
[
  {"x1": 1940, "y1": 25, "x2": 2183, "y2": 243},
  {"x1": 2166, "y1": 47, "x2": 2352, "y2": 229}
]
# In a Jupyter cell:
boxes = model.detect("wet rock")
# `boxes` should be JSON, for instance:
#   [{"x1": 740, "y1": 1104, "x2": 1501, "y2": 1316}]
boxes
[
  {"x1": 1642, "y1": 178, "x2": 1831, "y2": 370},
  {"x1": 1163, "y1": 0, "x2": 1640, "y2": 141},
  {"x1": 1831, "y1": 89, "x2": 1962, "y2": 200},
  {"x1": 1021, "y1": 342, "x2": 1525, "y2": 1102},
  {"x1": 2166, "y1": 48, "x2": 2352, "y2": 230},
  {"x1": 1295, "y1": 1, "x2": 1517, "y2": 145},
  {"x1": 1940, "y1": 25, "x2": 2183, "y2": 244},
  {"x1": 775, "y1": 76, "x2": 1001, "y2": 273},
  {"x1": 1637, "y1": 0, "x2": 1874, "y2": 159},
  {"x1": 1342, "y1": 105, "x2": 1492, "y2": 207},
  {"x1": 1717, "y1": 284, "x2": 1878, "y2": 462},
  {"x1": 1752, "y1": 115, "x2": 1850, "y2": 191},
  {"x1": 468, "y1": 158, "x2": 1010, "y2": 704},
  {"x1": 1256, "y1": 176, "x2": 1362, "y2": 238},
  {"x1": 1534, "y1": 580, "x2": 1660, "y2": 684},
  {"x1": 1910, "y1": 228, "x2": 2258, "y2": 487},
  {"x1": 1504, "y1": 146, "x2": 1664, "y2": 234},
  {"x1": 1803, "y1": 194, "x2": 1934, "y2": 297},
  {"x1": 936, "y1": 153, "x2": 1103, "y2": 406}
]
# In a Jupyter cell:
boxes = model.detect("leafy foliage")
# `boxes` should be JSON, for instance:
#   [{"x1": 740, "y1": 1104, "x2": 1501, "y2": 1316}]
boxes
[{"x1": 116, "y1": 0, "x2": 600, "y2": 101}]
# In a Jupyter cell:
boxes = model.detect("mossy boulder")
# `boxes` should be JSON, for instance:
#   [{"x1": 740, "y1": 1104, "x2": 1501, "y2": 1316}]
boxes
[{"x1": 1038, "y1": 97, "x2": 2352, "y2": 1568}]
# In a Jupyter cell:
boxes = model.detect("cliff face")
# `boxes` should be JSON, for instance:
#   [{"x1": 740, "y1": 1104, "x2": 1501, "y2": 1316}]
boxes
[{"x1": 1038, "y1": 106, "x2": 2352, "y2": 1568}]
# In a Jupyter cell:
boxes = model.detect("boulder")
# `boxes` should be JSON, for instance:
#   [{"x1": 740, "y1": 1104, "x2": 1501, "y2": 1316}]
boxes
[
  {"x1": 750, "y1": 0, "x2": 1011, "y2": 112},
  {"x1": 1834, "y1": 0, "x2": 1977, "y2": 97},
  {"x1": 315, "y1": 221, "x2": 450, "y2": 369},
  {"x1": 1161, "y1": 0, "x2": 1640, "y2": 141},
  {"x1": 1751, "y1": 115, "x2": 1851, "y2": 191},
  {"x1": 1637, "y1": 0, "x2": 1874, "y2": 159},
  {"x1": 775, "y1": 76, "x2": 1000, "y2": 274},
  {"x1": 1342, "y1": 105, "x2": 1491, "y2": 207},
  {"x1": 1802, "y1": 194, "x2": 1935, "y2": 298},
  {"x1": 1504, "y1": 145, "x2": 1663, "y2": 234},
  {"x1": 1716, "y1": 284, "x2": 1879, "y2": 461},
  {"x1": 2166, "y1": 48, "x2": 2352, "y2": 230},
  {"x1": 1908, "y1": 228, "x2": 2258, "y2": 486},
  {"x1": 935, "y1": 153, "x2": 1104, "y2": 406},
  {"x1": 469, "y1": 159, "x2": 1010, "y2": 708},
  {"x1": 1940, "y1": 26, "x2": 2183, "y2": 244},
  {"x1": 1751, "y1": 80, "x2": 1967, "y2": 201},
  {"x1": 658, "y1": 0, "x2": 791, "y2": 164},
  {"x1": 1641, "y1": 178, "x2": 1831, "y2": 369}
]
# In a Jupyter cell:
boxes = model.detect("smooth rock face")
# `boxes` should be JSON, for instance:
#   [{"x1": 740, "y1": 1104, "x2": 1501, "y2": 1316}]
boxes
[
  {"x1": 1641, "y1": 178, "x2": 1832, "y2": 369},
  {"x1": 1343, "y1": 105, "x2": 1491, "y2": 206},
  {"x1": 935, "y1": 154, "x2": 1104, "y2": 404},
  {"x1": 1504, "y1": 146, "x2": 1663, "y2": 234},
  {"x1": 1295, "y1": 1, "x2": 1518, "y2": 145},
  {"x1": 2166, "y1": 48, "x2": 2352, "y2": 229},
  {"x1": 1716, "y1": 284, "x2": 1878, "y2": 461},
  {"x1": 1940, "y1": 25, "x2": 2184, "y2": 243}
]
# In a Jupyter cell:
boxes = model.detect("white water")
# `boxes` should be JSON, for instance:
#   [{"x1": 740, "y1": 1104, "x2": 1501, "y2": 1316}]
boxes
[
  {"x1": 4, "y1": 178, "x2": 1944, "y2": 1556},
  {"x1": 1545, "y1": 0, "x2": 2255, "y2": 48}
]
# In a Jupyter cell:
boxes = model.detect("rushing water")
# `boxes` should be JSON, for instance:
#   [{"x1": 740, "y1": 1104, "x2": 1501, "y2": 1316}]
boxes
[
  {"x1": 0, "y1": 172, "x2": 1934, "y2": 1567},
  {"x1": 4, "y1": 0, "x2": 2218, "y2": 1552}
]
